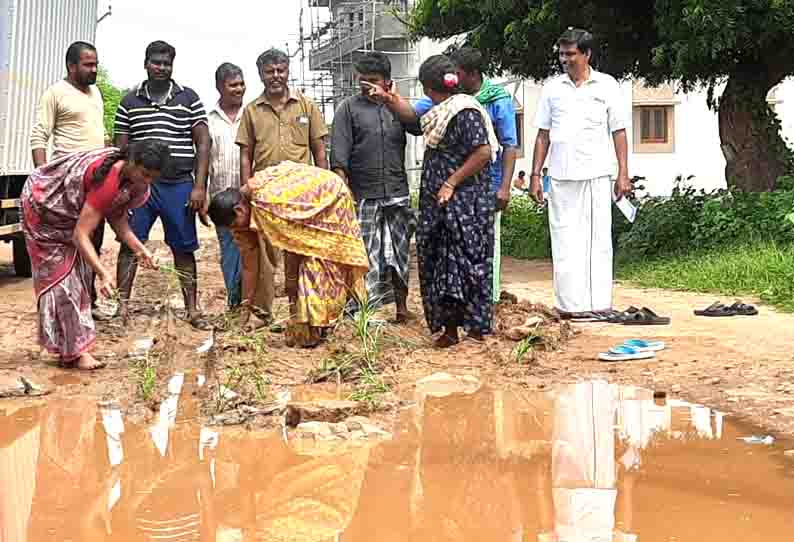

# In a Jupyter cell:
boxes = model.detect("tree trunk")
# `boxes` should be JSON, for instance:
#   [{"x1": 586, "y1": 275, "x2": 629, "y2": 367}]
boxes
[{"x1": 718, "y1": 72, "x2": 789, "y2": 192}]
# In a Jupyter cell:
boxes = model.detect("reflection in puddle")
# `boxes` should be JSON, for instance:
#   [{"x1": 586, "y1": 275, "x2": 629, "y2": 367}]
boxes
[
  {"x1": 48, "y1": 373, "x2": 82, "y2": 386},
  {"x1": 1, "y1": 380, "x2": 793, "y2": 541}
]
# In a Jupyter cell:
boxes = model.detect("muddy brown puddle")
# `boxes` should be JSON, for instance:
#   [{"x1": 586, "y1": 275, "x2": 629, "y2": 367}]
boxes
[{"x1": 1, "y1": 378, "x2": 793, "y2": 541}]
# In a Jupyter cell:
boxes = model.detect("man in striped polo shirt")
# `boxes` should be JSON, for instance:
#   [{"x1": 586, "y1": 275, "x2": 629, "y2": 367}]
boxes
[{"x1": 114, "y1": 40, "x2": 211, "y2": 328}]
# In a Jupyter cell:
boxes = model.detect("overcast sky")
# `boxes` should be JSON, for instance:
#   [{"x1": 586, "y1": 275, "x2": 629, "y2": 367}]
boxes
[{"x1": 95, "y1": 0, "x2": 310, "y2": 108}]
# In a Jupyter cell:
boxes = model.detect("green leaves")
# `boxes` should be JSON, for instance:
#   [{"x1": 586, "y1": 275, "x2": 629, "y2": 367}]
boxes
[
  {"x1": 96, "y1": 67, "x2": 123, "y2": 139},
  {"x1": 409, "y1": 0, "x2": 794, "y2": 88}
]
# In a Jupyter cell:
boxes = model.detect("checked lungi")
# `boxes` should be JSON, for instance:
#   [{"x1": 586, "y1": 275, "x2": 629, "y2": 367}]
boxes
[{"x1": 357, "y1": 195, "x2": 415, "y2": 307}]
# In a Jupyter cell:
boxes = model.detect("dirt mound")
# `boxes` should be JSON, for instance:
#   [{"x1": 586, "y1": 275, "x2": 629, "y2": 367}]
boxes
[{"x1": 494, "y1": 297, "x2": 574, "y2": 348}]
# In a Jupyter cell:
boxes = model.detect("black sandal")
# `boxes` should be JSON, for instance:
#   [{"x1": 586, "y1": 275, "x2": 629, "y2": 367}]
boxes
[
  {"x1": 606, "y1": 306, "x2": 641, "y2": 323},
  {"x1": 728, "y1": 301, "x2": 758, "y2": 316},
  {"x1": 694, "y1": 302, "x2": 735, "y2": 317},
  {"x1": 621, "y1": 307, "x2": 670, "y2": 325}
]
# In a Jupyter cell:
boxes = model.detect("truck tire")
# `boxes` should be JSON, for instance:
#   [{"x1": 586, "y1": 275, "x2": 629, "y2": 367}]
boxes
[{"x1": 13, "y1": 236, "x2": 32, "y2": 277}]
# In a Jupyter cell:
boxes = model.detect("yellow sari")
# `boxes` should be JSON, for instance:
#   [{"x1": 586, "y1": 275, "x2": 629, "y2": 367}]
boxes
[{"x1": 248, "y1": 162, "x2": 368, "y2": 346}]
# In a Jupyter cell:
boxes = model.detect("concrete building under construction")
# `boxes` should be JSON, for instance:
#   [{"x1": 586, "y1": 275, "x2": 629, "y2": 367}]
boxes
[
  {"x1": 299, "y1": 0, "x2": 422, "y2": 179},
  {"x1": 306, "y1": 1, "x2": 415, "y2": 103}
]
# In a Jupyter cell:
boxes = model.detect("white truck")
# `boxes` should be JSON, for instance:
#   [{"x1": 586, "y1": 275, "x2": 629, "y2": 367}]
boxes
[{"x1": 0, "y1": 0, "x2": 98, "y2": 276}]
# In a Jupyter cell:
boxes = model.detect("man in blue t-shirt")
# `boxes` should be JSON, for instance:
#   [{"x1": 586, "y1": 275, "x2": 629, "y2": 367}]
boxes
[{"x1": 414, "y1": 47, "x2": 518, "y2": 304}]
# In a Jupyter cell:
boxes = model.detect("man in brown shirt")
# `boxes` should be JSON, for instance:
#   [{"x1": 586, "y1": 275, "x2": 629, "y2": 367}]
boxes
[
  {"x1": 234, "y1": 48, "x2": 329, "y2": 330},
  {"x1": 236, "y1": 48, "x2": 328, "y2": 175}
]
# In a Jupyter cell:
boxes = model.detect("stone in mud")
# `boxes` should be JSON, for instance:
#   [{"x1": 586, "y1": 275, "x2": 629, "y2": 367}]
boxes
[
  {"x1": 0, "y1": 374, "x2": 50, "y2": 398},
  {"x1": 0, "y1": 374, "x2": 25, "y2": 397},
  {"x1": 209, "y1": 410, "x2": 248, "y2": 426},
  {"x1": 415, "y1": 372, "x2": 481, "y2": 398},
  {"x1": 329, "y1": 422, "x2": 349, "y2": 435},
  {"x1": 344, "y1": 416, "x2": 391, "y2": 439},
  {"x1": 285, "y1": 399, "x2": 367, "y2": 426},
  {"x1": 504, "y1": 316, "x2": 545, "y2": 341},
  {"x1": 360, "y1": 423, "x2": 392, "y2": 439},
  {"x1": 295, "y1": 418, "x2": 392, "y2": 441},
  {"x1": 344, "y1": 416, "x2": 372, "y2": 431},
  {"x1": 296, "y1": 421, "x2": 340, "y2": 441}
]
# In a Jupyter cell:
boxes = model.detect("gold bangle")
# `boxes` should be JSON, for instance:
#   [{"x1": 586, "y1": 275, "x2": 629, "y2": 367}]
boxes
[{"x1": 443, "y1": 181, "x2": 455, "y2": 190}]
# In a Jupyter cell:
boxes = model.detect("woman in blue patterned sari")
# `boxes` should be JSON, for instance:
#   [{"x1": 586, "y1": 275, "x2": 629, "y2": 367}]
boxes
[
  {"x1": 372, "y1": 55, "x2": 496, "y2": 347},
  {"x1": 415, "y1": 55, "x2": 500, "y2": 347}
]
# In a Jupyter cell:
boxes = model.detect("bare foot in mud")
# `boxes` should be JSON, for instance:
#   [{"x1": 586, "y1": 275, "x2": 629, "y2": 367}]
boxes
[
  {"x1": 434, "y1": 333, "x2": 459, "y2": 349},
  {"x1": 243, "y1": 316, "x2": 268, "y2": 333},
  {"x1": 115, "y1": 303, "x2": 129, "y2": 325},
  {"x1": 393, "y1": 311, "x2": 416, "y2": 325},
  {"x1": 467, "y1": 330, "x2": 485, "y2": 342},
  {"x1": 61, "y1": 353, "x2": 107, "y2": 370}
]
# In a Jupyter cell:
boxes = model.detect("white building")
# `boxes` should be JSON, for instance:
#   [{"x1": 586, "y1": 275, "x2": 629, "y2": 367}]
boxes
[{"x1": 406, "y1": 38, "x2": 794, "y2": 196}]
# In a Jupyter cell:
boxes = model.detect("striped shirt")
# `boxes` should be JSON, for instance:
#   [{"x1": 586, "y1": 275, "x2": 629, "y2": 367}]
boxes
[
  {"x1": 114, "y1": 80, "x2": 207, "y2": 182},
  {"x1": 207, "y1": 103, "x2": 242, "y2": 198}
]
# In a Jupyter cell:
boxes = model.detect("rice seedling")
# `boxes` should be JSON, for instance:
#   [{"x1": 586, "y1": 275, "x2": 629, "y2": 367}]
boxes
[
  {"x1": 131, "y1": 358, "x2": 157, "y2": 402},
  {"x1": 513, "y1": 335, "x2": 536, "y2": 365},
  {"x1": 348, "y1": 366, "x2": 391, "y2": 406}
]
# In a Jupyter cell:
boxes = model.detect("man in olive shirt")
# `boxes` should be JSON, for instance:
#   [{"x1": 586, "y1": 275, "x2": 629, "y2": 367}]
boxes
[
  {"x1": 234, "y1": 48, "x2": 328, "y2": 330},
  {"x1": 331, "y1": 52, "x2": 420, "y2": 322},
  {"x1": 236, "y1": 48, "x2": 328, "y2": 176}
]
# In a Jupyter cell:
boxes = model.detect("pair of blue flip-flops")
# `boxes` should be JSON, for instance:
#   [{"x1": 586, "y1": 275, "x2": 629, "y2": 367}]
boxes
[{"x1": 598, "y1": 339, "x2": 666, "y2": 362}]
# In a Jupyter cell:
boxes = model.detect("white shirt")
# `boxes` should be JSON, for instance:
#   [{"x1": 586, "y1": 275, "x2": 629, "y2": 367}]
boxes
[
  {"x1": 208, "y1": 103, "x2": 243, "y2": 198},
  {"x1": 534, "y1": 70, "x2": 626, "y2": 181}
]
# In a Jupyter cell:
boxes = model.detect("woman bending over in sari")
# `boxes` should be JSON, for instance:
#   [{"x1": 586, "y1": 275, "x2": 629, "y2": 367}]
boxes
[
  {"x1": 208, "y1": 161, "x2": 369, "y2": 348},
  {"x1": 21, "y1": 141, "x2": 170, "y2": 369},
  {"x1": 372, "y1": 55, "x2": 500, "y2": 347}
]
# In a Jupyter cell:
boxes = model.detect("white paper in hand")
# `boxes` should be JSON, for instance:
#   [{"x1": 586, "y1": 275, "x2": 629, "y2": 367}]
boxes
[{"x1": 613, "y1": 194, "x2": 637, "y2": 223}]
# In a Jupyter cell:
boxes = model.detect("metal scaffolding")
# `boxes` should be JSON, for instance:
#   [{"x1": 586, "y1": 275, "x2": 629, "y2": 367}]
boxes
[{"x1": 293, "y1": 0, "x2": 417, "y2": 119}]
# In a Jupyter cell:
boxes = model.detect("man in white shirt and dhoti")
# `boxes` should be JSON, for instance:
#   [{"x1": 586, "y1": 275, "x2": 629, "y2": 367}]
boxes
[{"x1": 530, "y1": 28, "x2": 630, "y2": 319}]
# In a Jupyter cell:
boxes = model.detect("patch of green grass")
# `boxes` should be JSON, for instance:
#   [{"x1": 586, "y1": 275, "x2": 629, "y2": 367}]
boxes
[
  {"x1": 512, "y1": 336, "x2": 536, "y2": 364},
  {"x1": 310, "y1": 352, "x2": 358, "y2": 384},
  {"x1": 348, "y1": 366, "x2": 390, "y2": 406},
  {"x1": 616, "y1": 242, "x2": 794, "y2": 312},
  {"x1": 131, "y1": 359, "x2": 157, "y2": 402},
  {"x1": 350, "y1": 296, "x2": 386, "y2": 364},
  {"x1": 212, "y1": 359, "x2": 272, "y2": 413},
  {"x1": 310, "y1": 295, "x2": 394, "y2": 404}
]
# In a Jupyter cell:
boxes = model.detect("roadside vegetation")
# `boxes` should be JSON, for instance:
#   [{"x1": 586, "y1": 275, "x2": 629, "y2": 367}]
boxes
[{"x1": 502, "y1": 176, "x2": 794, "y2": 312}]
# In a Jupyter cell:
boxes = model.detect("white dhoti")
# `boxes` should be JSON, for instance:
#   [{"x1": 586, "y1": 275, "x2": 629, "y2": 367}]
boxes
[
  {"x1": 548, "y1": 176, "x2": 613, "y2": 313},
  {"x1": 552, "y1": 381, "x2": 618, "y2": 542}
]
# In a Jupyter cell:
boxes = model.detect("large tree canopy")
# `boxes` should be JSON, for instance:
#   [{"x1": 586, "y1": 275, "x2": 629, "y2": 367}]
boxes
[{"x1": 408, "y1": 0, "x2": 794, "y2": 191}]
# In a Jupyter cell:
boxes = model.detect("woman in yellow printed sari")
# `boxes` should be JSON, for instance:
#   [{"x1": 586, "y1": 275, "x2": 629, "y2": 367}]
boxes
[{"x1": 208, "y1": 161, "x2": 368, "y2": 347}]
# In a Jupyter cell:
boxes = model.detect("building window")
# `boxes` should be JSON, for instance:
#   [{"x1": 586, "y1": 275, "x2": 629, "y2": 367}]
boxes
[
  {"x1": 633, "y1": 104, "x2": 675, "y2": 153},
  {"x1": 639, "y1": 107, "x2": 668, "y2": 143}
]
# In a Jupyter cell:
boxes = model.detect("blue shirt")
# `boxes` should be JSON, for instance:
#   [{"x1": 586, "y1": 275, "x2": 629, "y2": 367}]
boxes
[{"x1": 415, "y1": 93, "x2": 518, "y2": 192}]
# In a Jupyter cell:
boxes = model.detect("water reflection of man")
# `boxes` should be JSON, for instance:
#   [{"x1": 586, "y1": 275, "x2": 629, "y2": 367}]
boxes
[
  {"x1": 20, "y1": 399, "x2": 116, "y2": 541},
  {"x1": 536, "y1": 381, "x2": 641, "y2": 542}
]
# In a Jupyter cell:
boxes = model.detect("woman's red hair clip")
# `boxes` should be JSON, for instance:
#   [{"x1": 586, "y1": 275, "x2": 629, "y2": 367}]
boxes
[{"x1": 443, "y1": 73, "x2": 459, "y2": 88}]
